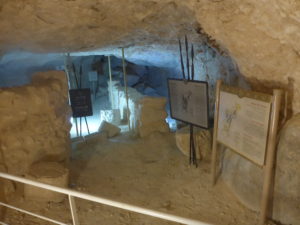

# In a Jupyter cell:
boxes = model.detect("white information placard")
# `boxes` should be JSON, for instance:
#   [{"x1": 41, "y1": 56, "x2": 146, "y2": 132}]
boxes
[
  {"x1": 217, "y1": 91, "x2": 271, "y2": 166},
  {"x1": 168, "y1": 79, "x2": 209, "y2": 129},
  {"x1": 212, "y1": 80, "x2": 283, "y2": 224}
]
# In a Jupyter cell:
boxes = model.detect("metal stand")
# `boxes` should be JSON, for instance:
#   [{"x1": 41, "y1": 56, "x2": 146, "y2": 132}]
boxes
[
  {"x1": 68, "y1": 195, "x2": 79, "y2": 225},
  {"x1": 122, "y1": 48, "x2": 131, "y2": 131}
]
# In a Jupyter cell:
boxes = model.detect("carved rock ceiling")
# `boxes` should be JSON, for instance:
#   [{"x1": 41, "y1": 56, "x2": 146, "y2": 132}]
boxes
[{"x1": 1, "y1": 0, "x2": 300, "y2": 113}]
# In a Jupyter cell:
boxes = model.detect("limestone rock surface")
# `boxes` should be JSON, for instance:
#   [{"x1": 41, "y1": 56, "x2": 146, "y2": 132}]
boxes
[
  {"x1": 137, "y1": 97, "x2": 169, "y2": 137},
  {"x1": 175, "y1": 126, "x2": 211, "y2": 161},
  {"x1": 24, "y1": 161, "x2": 69, "y2": 203},
  {"x1": 0, "y1": 0, "x2": 300, "y2": 113},
  {"x1": 0, "y1": 71, "x2": 71, "y2": 175},
  {"x1": 221, "y1": 114, "x2": 300, "y2": 225},
  {"x1": 84, "y1": 132, "x2": 108, "y2": 144},
  {"x1": 98, "y1": 121, "x2": 121, "y2": 138}
]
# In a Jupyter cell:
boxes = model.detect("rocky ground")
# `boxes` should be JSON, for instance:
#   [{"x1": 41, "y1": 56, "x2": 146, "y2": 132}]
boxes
[{"x1": 2, "y1": 131, "x2": 261, "y2": 225}]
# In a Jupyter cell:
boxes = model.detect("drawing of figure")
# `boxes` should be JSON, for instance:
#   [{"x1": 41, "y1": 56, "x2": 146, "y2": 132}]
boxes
[
  {"x1": 222, "y1": 103, "x2": 241, "y2": 134},
  {"x1": 182, "y1": 91, "x2": 192, "y2": 112}
]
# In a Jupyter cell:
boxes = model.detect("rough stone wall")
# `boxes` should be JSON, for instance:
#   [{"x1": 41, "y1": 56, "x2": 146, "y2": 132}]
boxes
[
  {"x1": 137, "y1": 97, "x2": 169, "y2": 137},
  {"x1": 190, "y1": 0, "x2": 300, "y2": 114},
  {"x1": 0, "y1": 71, "x2": 71, "y2": 176},
  {"x1": 0, "y1": 0, "x2": 299, "y2": 114},
  {"x1": 0, "y1": 0, "x2": 197, "y2": 52},
  {"x1": 0, "y1": 1, "x2": 299, "y2": 223}
]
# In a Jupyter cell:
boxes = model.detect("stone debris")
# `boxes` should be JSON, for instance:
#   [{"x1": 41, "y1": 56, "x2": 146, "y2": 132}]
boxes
[
  {"x1": 0, "y1": 71, "x2": 71, "y2": 175},
  {"x1": 0, "y1": 71, "x2": 71, "y2": 207},
  {"x1": 84, "y1": 132, "x2": 108, "y2": 144},
  {"x1": 98, "y1": 121, "x2": 121, "y2": 138},
  {"x1": 72, "y1": 132, "x2": 108, "y2": 149},
  {"x1": 175, "y1": 126, "x2": 211, "y2": 161}
]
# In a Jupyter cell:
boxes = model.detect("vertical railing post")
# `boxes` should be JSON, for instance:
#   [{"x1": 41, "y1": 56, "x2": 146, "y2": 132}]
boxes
[
  {"x1": 259, "y1": 89, "x2": 282, "y2": 225},
  {"x1": 211, "y1": 80, "x2": 222, "y2": 185},
  {"x1": 68, "y1": 195, "x2": 80, "y2": 225}
]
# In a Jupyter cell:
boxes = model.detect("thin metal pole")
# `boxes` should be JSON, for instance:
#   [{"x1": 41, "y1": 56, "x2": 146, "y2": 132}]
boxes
[
  {"x1": 65, "y1": 54, "x2": 77, "y2": 89},
  {"x1": 84, "y1": 117, "x2": 90, "y2": 135},
  {"x1": 178, "y1": 39, "x2": 186, "y2": 80},
  {"x1": 185, "y1": 35, "x2": 190, "y2": 80},
  {"x1": 191, "y1": 125, "x2": 197, "y2": 167},
  {"x1": 72, "y1": 62, "x2": 81, "y2": 138},
  {"x1": 79, "y1": 65, "x2": 82, "y2": 89},
  {"x1": 0, "y1": 172, "x2": 208, "y2": 225},
  {"x1": 191, "y1": 45, "x2": 194, "y2": 80},
  {"x1": 69, "y1": 195, "x2": 80, "y2": 225},
  {"x1": 76, "y1": 63, "x2": 89, "y2": 137},
  {"x1": 211, "y1": 80, "x2": 222, "y2": 185},
  {"x1": 79, "y1": 117, "x2": 82, "y2": 137},
  {"x1": 64, "y1": 54, "x2": 72, "y2": 90},
  {"x1": 108, "y1": 56, "x2": 114, "y2": 109},
  {"x1": 72, "y1": 63, "x2": 79, "y2": 88},
  {"x1": 65, "y1": 54, "x2": 79, "y2": 137},
  {"x1": 0, "y1": 202, "x2": 67, "y2": 225},
  {"x1": 74, "y1": 118, "x2": 79, "y2": 137},
  {"x1": 122, "y1": 48, "x2": 131, "y2": 131},
  {"x1": 189, "y1": 124, "x2": 192, "y2": 165},
  {"x1": 259, "y1": 89, "x2": 282, "y2": 225}
]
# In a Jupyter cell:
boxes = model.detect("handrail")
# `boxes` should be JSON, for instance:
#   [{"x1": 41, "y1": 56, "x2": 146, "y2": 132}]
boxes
[
  {"x1": 0, "y1": 221, "x2": 9, "y2": 225},
  {"x1": 0, "y1": 172, "x2": 210, "y2": 225},
  {"x1": 0, "y1": 202, "x2": 67, "y2": 225}
]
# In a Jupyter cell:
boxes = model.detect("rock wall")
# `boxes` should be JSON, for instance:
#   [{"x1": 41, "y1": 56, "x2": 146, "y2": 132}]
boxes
[
  {"x1": 191, "y1": 0, "x2": 300, "y2": 115},
  {"x1": 221, "y1": 114, "x2": 300, "y2": 225},
  {"x1": 137, "y1": 97, "x2": 169, "y2": 137},
  {"x1": 0, "y1": 71, "x2": 71, "y2": 177},
  {"x1": 0, "y1": 1, "x2": 299, "y2": 224},
  {"x1": 0, "y1": 0, "x2": 299, "y2": 113}
]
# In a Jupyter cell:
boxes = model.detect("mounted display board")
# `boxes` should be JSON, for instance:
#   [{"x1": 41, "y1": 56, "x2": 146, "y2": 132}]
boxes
[
  {"x1": 217, "y1": 86, "x2": 272, "y2": 166},
  {"x1": 69, "y1": 88, "x2": 93, "y2": 118},
  {"x1": 211, "y1": 80, "x2": 283, "y2": 225},
  {"x1": 167, "y1": 79, "x2": 209, "y2": 129}
]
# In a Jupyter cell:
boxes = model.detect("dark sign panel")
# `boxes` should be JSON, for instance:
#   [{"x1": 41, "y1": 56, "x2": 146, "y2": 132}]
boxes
[
  {"x1": 167, "y1": 79, "x2": 209, "y2": 129},
  {"x1": 69, "y1": 88, "x2": 93, "y2": 118}
]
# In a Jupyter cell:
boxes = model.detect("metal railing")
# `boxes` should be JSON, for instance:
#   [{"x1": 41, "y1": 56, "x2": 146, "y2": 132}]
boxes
[{"x1": 0, "y1": 172, "x2": 210, "y2": 225}]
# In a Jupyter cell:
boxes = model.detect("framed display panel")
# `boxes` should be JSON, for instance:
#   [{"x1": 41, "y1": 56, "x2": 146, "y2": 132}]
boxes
[
  {"x1": 69, "y1": 88, "x2": 93, "y2": 118},
  {"x1": 211, "y1": 80, "x2": 283, "y2": 225},
  {"x1": 217, "y1": 85, "x2": 272, "y2": 166},
  {"x1": 167, "y1": 78, "x2": 209, "y2": 129}
]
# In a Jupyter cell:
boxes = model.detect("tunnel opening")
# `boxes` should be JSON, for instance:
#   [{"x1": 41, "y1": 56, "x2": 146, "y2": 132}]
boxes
[
  {"x1": 65, "y1": 53, "x2": 181, "y2": 137},
  {"x1": 0, "y1": 39, "x2": 256, "y2": 224},
  {"x1": 0, "y1": 41, "x2": 245, "y2": 138},
  {"x1": 0, "y1": 1, "x2": 300, "y2": 224}
]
